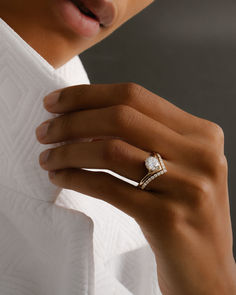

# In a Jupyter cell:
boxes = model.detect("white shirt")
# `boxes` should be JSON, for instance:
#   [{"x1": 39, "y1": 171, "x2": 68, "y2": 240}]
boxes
[{"x1": 0, "y1": 18, "x2": 162, "y2": 295}]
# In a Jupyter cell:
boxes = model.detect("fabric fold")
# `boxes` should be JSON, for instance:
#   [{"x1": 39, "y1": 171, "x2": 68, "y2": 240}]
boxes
[{"x1": 0, "y1": 17, "x2": 162, "y2": 295}]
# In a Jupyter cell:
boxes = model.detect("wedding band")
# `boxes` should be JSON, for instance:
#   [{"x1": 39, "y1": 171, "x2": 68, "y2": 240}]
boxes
[{"x1": 138, "y1": 152, "x2": 167, "y2": 190}]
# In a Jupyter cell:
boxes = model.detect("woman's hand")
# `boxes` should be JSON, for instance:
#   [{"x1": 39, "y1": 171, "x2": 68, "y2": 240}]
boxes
[{"x1": 36, "y1": 83, "x2": 236, "y2": 295}]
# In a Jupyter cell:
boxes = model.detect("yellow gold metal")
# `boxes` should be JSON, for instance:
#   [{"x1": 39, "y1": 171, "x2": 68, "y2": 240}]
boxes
[{"x1": 138, "y1": 152, "x2": 167, "y2": 190}]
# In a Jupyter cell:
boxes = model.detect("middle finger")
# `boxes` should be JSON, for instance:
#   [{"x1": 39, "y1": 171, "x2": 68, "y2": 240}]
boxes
[{"x1": 36, "y1": 105, "x2": 184, "y2": 160}]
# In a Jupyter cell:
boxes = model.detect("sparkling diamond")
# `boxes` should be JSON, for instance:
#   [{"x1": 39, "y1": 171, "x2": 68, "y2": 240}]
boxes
[{"x1": 145, "y1": 156, "x2": 161, "y2": 171}]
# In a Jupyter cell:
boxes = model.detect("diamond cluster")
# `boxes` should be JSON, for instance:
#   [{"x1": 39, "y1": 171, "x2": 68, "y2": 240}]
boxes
[{"x1": 145, "y1": 156, "x2": 161, "y2": 172}]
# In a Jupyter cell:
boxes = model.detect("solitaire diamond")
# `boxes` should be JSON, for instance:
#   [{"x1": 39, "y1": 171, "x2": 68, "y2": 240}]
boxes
[{"x1": 145, "y1": 156, "x2": 161, "y2": 172}]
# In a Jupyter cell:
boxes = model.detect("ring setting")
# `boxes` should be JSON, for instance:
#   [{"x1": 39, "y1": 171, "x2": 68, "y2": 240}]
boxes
[
  {"x1": 138, "y1": 152, "x2": 167, "y2": 190},
  {"x1": 145, "y1": 156, "x2": 161, "y2": 172}
]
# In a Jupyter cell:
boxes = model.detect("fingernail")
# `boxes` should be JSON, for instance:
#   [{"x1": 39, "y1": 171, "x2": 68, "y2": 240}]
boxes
[
  {"x1": 36, "y1": 122, "x2": 50, "y2": 140},
  {"x1": 44, "y1": 92, "x2": 60, "y2": 107},
  {"x1": 40, "y1": 149, "x2": 51, "y2": 165},
  {"x1": 49, "y1": 171, "x2": 56, "y2": 179}
]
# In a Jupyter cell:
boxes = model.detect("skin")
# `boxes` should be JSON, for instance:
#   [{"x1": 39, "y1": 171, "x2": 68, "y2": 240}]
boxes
[
  {"x1": 1, "y1": 0, "x2": 236, "y2": 294},
  {"x1": 36, "y1": 84, "x2": 236, "y2": 294},
  {"x1": 0, "y1": 0, "x2": 153, "y2": 68}
]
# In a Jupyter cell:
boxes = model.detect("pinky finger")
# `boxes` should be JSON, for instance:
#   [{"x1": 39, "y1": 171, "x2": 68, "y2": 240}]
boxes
[{"x1": 49, "y1": 168, "x2": 154, "y2": 219}]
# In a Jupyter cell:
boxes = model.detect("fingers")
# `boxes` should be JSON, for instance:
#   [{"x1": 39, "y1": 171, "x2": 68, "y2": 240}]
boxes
[
  {"x1": 39, "y1": 138, "x2": 185, "y2": 197},
  {"x1": 39, "y1": 129, "x2": 206, "y2": 210},
  {"x1": 39, "y1": 139, "x2": 149, "y2": 182},
  {"x1": 48, "y1": 167, "x2": 156, "y2": 220},
  {"x1": 36, "y1": 105, "x2": 184, "y2": 160},
  {"x1": 43, "y1": 83, "x2": 200, "y2": 135},
  {"x1": 44, "y1": 140, "x2": 199, "y2": 209}
]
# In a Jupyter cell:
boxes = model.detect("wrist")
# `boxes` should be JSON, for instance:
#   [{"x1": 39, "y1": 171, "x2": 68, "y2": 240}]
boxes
[
  {"x1": 155, "y1": 257, "x2": 236, "y2": 295},
  {"x1": 219, "y1": 259, "x2": 236, "y2": 295},
  {"x1": 230, "y1": 261, "x2": 236, "y2": 294}
]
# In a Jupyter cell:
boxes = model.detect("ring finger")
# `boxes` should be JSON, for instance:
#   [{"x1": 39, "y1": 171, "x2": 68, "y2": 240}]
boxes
[{"x1": 39, "y1": 138, "x2": 183, "y2": 193}]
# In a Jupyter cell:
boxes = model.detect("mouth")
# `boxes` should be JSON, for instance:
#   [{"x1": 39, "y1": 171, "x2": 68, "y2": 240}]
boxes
[
  {"x1": 56, "y1": 0, "x2": 116, "y2": 38},
  {"x1": 70, "y1": 0, "x2": 103, "y2": 26}
]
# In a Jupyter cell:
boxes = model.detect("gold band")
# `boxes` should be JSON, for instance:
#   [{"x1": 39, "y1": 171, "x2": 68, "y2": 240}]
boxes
[{"x1": 138, "y1": 152, "x2": 167, "y2": 190}]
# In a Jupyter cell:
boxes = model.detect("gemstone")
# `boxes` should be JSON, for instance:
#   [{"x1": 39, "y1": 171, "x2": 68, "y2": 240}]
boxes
[{"x1": 145, "y1": 156, "x2": 161, "y2": 171}]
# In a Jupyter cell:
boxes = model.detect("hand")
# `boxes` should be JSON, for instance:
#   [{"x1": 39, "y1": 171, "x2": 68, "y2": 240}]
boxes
[{"x1": 36, "y1": 83, "x2": 236, "y2": 295}]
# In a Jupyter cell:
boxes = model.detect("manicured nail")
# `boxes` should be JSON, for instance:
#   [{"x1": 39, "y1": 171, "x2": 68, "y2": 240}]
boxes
[
  {"x1": 40, "y1": 150, "x2": 51, "y2": 165},
  {"x1": 44, "y1": 91, "x2": 60, "y2": 107},
  {"x1": 49, "y1": 171, "x2": 56, "y2": 179},
  {"x1": 36, "y1": 122, "x2": 50, "y2": 140}
]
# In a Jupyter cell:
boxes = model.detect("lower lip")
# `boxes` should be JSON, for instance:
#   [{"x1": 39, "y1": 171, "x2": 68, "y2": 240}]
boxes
[{"x1": 56, "y1": 0, "x2": 100, "y2": 38}]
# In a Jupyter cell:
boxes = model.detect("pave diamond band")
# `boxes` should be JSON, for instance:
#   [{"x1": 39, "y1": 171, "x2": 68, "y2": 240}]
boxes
[{"x1": 138, "y1": 152, "x2": 167, "y2": 190}]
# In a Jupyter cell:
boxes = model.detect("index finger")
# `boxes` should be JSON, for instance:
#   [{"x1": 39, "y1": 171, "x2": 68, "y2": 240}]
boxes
[{"x1": 43, "y1": 83, "x2": 200, "y2": 135}]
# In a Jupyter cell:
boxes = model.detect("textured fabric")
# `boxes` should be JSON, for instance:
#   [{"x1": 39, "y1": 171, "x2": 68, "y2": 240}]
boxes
[{"x1": 0, "y1": 18, "x2": 162, "y2": 295}]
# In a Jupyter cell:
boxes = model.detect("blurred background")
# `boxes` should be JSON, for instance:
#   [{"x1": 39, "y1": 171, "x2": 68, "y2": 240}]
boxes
[{"x1": 80, "y1": 0, "x2": 236, "y2": 257}]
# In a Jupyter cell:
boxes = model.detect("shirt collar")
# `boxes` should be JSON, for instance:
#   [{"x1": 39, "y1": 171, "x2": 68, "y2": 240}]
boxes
[{"x1": 0, "y1": 18, "x2": 90, "y2": 202}]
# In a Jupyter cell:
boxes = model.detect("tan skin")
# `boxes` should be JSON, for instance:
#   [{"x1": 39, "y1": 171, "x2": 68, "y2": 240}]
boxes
[
  {"x1": 0, "y1": 0, "x2": 152, "y2": 68},
  {"x1": 1, "y1": 1, "x2": 236, "y2": 294}
]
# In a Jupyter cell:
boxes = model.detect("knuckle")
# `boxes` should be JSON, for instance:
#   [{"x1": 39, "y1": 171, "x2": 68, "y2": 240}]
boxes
[
  {"x1": 72, "y1": 84, "x2": 88, "y2": 97},
  {"x1": 57, "y1": 88, "x2": 65, "y2": 104},
  {"x1": 201, "y1": 120, "x2": 225, "y2": 143},
  {"x1": 121, "y1": 82, "x2": 143, "y2": 105},
  {"x1": 58, "y1": 144, "x2": 71, "y2": 164},
  {"x1": 112, "y1": 104, "x2": 137, "y2": 130},
  {"x1": 186, "y1": 176, "x2": 213, "y2": 209},
  {"x1": 165, "y1": 208, "x2": 180, "y2": 227},
  {"x1": 160, "y1": 203, "x2": 184, "y2": 236},
  {"x1": 46, "y1": 119, "x2": 54, "y2": 136},
  {"x1": 216, "y1": 154, "x2": 228, "y2": 171},
  {"x1": 102, "y1": 139, "x2": 125, "y2": 165},
  {"x1": 191, "y1": 177, "x2": 211, "y2": 196},
  {"x1": 211, "y1": 154, "x2": 228, "y2": 177},
  {"x1": 191, "y1": 143, "x2": 227, "y2": 177},
  {"x1": 41, "y1": 119, "x2": 57, "y2": 140},
  {"x1": 59, "y1": 114, "x2": 73, "y2": 136},
  {"x1": 60, "y1": 85, "x2": 87, "y2": 103},
  {"x1": 60, "y1": 116, "x2": 69, "y2": 131},
  {"x1": 124, "y1": 82, "x2": 142, "y2": 97},
  {"x1": 209, "y1": 122, "x2": 225, "y2": 142}
]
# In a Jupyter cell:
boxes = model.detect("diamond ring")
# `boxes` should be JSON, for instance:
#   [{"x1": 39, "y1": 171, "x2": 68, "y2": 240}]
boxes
[{"x1": 138, "y1": 152, "x2": 167, "y2": 190}]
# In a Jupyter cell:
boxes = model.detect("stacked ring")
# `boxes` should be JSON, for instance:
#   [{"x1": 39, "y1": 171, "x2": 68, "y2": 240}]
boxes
[{"x1": 138, "y1": 152, "x2": 167, "y2": 190}]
